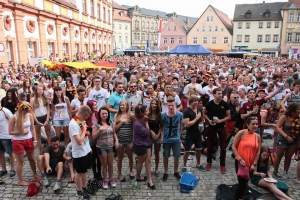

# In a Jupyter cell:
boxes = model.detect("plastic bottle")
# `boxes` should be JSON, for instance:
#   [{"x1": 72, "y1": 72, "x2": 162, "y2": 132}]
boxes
[{"x1": 131, "y1": 179, "x2": 137, "y2": 190}]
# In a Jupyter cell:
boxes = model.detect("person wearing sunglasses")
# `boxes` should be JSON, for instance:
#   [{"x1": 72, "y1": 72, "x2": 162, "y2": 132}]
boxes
[
  {"x1": 125, "y1": 82, "x2": 142, "y2": 113},
  {"x1": 202, "y1": 78, "x2": 217, "y2": 101}
]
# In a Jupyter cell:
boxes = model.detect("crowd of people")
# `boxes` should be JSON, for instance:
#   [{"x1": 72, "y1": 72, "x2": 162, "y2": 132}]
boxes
[{"x1": 0, "y1": 54, "x2": 299, "y2": 200}]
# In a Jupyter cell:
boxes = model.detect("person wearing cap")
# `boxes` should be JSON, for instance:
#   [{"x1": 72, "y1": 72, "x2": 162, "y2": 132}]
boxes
[{"x1": 183, "y1": 74, "x2": 202, "y2": 102}]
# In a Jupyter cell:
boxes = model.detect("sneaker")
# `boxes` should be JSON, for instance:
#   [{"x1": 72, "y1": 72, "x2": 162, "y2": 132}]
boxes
[
  {"x1": 109, "y1": 178, "x2": 116, "y2": 188},
  {"x1": 76, "y1": 190, "x2": 83, "y2": 198},
  {"x1": 196, "y1": 165, "x2": 206, "y2": 172},
  {"x1": 188, "y1": 155, "x2": 193, "y2": 160},
  {"x1": 206, "y1": 163, "x2": 212, "y2": 171},
  {"x1": 282, "y1": 171, "x2": 288, "y2": 180},
  {"x1": 82, "y1": 189, "x2": 91, "y2": 200},
  {"x1": 273, "y1": 171, "x2": 282, "y2": 178},
  {"x1": 84, "y1": 187, "x2": 95, "y2": 196},
  {"x1": 163, "y1": 173, "x2": 168, "y2": 182},
  {"x1": 103, "y1": 180, "x2": 108, "y2": 189},
  {"x1": 9, "y1": 170, "x2": 16, "y2": 178},
  {"x1": 220, "y1": 166, "x2": 227, "y2": 174},
  {"x1": 174, "y1": 172, "x2": 181, "y2": 180},
  {"x1": 53, "y1": 182, "x2": 61, "y2": 191},
  {"x1": 42, "y1": 176, "x2": 49, "y2": 187},
  {"x1": 0, "y1": 170, "x2": 7, "y2": 176}
]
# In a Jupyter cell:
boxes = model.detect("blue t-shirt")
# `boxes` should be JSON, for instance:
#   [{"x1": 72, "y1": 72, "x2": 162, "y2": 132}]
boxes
[
  {"x1": 161, "y1": 111, "x2": 183, "y2": 143},
  {"x1": 107, "y1": 92, "x2": 125, "y2": 120}
]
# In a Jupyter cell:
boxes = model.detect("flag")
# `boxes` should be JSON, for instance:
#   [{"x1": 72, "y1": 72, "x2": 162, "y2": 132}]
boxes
[{"x1": 100, "y1": 52, "x2": 106, "y2": 59}]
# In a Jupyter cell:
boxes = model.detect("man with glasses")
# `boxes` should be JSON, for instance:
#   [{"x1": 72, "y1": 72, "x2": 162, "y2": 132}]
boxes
[
  {"x1": 37, "y1": 136, "x2": 65, "y2": 191},
  {"x1": 202, "y1": 78, "x2": 217, "y2": 101},
  {"x1": 126, "y1": 82, "x2": 142, "y2": 113},
  {"x1": 240, "y1": 88, "x2": 279, "y2": 138},
  {"x1": 142, "y1": 84, "x2": 163, "y2": 109},
  {"x1": 88, "y1": 76, "x2": 110, "y2": 111},
  {"x1": 183, "y1": 74, "x2": 202, "y2": 103},
  {"x1": 203, "y1": 88, "x2": 230, "y2": 174}
]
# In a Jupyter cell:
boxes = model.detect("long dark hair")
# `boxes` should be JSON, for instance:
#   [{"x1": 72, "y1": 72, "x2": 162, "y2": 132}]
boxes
[
  {"x1": 53, "y1": 86, "x2": 65, "y2": 105},
  {"x1": 258, "y1": 145, "x2": 269, "y2": 166},
  {"x1": 285, "y1": 102, "x2": 300, "y2": 117},
  {"x1": 97, "y1": 106, "x2": 110, "y2": 126},
  {"x1": 148, "y1": 98, "x2": 161, "y2": 121},
  {"x1": 4, "y1": 88, "x2": 18, "y2": 106}
]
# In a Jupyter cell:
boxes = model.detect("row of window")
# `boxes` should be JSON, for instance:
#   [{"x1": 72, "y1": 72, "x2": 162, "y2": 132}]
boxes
[
  {"x1": 286, "y1": 33, "x2": 300, "y2": 42},
  {"x1": 289, "y1": 12, "x2": 300, "y2": 22},
  {"x1": 133, "y1": 33, "x2": 158, "y2": 41},
  {"x1": 191, "y1": 37, "x2": 229, "y2": 44},
  {"x1": 236, "y1": 34, "x2": 279, "y2": 42},
  {"x1": 134, "y1": 20, "x2": 159, "y2": 30},
  {"x1": 237, "y1": 21, "x2": 280, "y2": 29},
  {"x1": 82, "y1": 0, "x2": 110, "y2": 23},
  {"x1": 113, "y1": 24, "x2": 129, "y2": 30},
  {"x1": 163, "y1": 38, "x2": 183, "y2": 44},
  {"x1": 196, "y1": 26, "x2": 224, "y2": 32},
  {"x1": 114, "y1": 36, "x2": 129, "y2": 43}
]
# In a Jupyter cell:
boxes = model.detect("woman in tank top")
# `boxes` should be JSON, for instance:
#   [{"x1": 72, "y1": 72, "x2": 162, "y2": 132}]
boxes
[
  {"x1": 273, "y1": 102, "x2": 300, "y2": 179},
  {"x1": 232, "y1": 117, "x2": 261, "y2": 200},
  {"x1": 1, "y1": 88, "x2": 18, "y2": 114},
  {"x1": 64, "y1": 77, "x2": 76, "y2": 102},
  {"x1": 18, "y1": 79, "x2": 32, "y2": 102},
  {"x1": 30, "y1": 84, "x2": 50, "y2": 154},
  {"x1": 52, "y1": 86, "x2": 72, "y2": 145},
  {"x1": 8, "y1": 101, "x2": 39, "y2": 186},
  {"x1": 148, "y1": 98, "x2": 162, "y2": 175},
  {"x1": 47, "y1": 78, "x2": 58, "y2": 108},
  {"x1": 114, "y1": 100, "x2": 135, "y2": 181}
]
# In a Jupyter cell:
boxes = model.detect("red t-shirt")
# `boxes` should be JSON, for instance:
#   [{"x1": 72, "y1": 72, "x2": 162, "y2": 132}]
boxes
[{"x1": 240, "y1": 98, "x2": 266, "y2": 126}]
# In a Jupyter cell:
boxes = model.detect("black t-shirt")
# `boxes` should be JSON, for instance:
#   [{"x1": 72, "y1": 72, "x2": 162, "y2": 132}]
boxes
[
  {"x1": 183, "y1": 107, "x2": 202, "y2": 137},
  {"x1": 44, "y1": 145, "x2": 65, "y2": 164},
  {"x1": 204, "y1": 100, "x2": 230, "y2": 129}
]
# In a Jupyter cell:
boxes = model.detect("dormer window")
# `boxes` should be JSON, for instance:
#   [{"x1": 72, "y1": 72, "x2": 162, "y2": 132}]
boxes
[
  {"x1": 245, "y1": 10, "x2": 252, "y2": 18},
  {"x1": 120, "y1": 11, "x2": 125, "y2": 17},
  {"x1": 263, "y1": 9, "x2": 270, "y2": 18}
]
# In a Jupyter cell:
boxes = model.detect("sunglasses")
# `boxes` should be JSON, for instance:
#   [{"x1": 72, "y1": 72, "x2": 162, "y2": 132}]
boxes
[
  {"x1": 209, "y1": 80, "x2": 214, "y2": 82},
  {"x1": 130, "y1": 85, "x2": 137, "y2": 88},
  {"x1": 233, "y1": 97, "x2": 238, "y2": 99},
  {"x1": 249, "y1": 116, "x2": 258, "y2": 120}
]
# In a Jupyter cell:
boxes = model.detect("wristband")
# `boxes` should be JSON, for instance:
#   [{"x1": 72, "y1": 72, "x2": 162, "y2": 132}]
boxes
[{"x1": 33, "y1": 140, "x2": 37, "y2": 143}]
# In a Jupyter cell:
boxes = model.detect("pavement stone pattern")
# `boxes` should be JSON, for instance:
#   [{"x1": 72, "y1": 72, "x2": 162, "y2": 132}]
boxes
[{"x1": 0, "y1": 138, "x2": 299, "y2": 200}]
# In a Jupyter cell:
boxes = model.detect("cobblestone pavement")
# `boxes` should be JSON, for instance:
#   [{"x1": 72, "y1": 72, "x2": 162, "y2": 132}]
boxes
[{"x1": 0, "y1": 138, "x2": 299, "y2": 200}]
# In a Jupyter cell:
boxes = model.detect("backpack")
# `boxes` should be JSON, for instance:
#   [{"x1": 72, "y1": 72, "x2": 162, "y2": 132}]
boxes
[
  {"x1": 87, "y1": 179, "x2": 102, "y2": 191},
  {"x1": 105, "y1": 193, "x2": 123, "y2": 200},
  {"x1": 26, "y1": 179, "x2": 41, "y2": 197}
]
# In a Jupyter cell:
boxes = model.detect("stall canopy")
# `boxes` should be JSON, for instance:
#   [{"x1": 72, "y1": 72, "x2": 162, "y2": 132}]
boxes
[{"x1": 167, "y1": 45, "x2": 212, "y2": 55}]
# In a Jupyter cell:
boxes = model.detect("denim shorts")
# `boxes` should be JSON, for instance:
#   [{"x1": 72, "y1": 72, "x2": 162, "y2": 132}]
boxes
[
  {"x1": 53, "y1": 119, "x2": 70, "y2": 127},
  {"x1": 163, "y1": 142, "x2": 181, "y2": 158},
  {"x1": 0, "y1": 139, "x2": 13, "y2": 154},
  {"x1": 97, "y1": 146, "x2": 114, "y2": 155},
  {"x1": 119, "y1": 142, "x2": 131, "y2": 147},
  {"x1": 151, "y1": 136, "x2": 161, "y2": 144},
  {"x1": 184, "y1": 135, "x2": 203, "y2": 151},
  {"x1": 34, "y1": 115, "x2": 47, "y2": 126},
  {"x1": 277, "y1": 137, "x2": 298, "y2": 148}
]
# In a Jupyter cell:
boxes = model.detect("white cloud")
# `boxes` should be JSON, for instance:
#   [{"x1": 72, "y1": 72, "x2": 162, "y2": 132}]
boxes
[{"x1": 115, "y1": 0, "x2": 287, "y2": 19}]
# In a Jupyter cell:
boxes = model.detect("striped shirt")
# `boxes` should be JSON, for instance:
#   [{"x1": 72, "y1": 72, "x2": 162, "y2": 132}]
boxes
[
  {"x1": 287, "y1": 92, "x2": 300, "y2": 106},
  {"x1": 116, "y1": 119, "x2": 133, "y2": 144}
]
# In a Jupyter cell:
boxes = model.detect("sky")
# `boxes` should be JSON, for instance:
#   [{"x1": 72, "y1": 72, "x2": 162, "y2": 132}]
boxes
[{"x1": 114, "y1": 0, "x2": 288, "y2": 19}]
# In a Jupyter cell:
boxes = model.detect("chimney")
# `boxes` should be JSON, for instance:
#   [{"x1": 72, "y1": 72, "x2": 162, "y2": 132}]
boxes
[{"x1": 186, "y1": 17, "x2": 190, "y2": 26}]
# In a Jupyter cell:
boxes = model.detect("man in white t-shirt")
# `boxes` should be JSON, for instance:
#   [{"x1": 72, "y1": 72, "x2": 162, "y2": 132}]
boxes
[
  {"x1": 161, "y1": 83, "x2": 182, "y2": 113},
  {"x1": 71, "y1": 69, "x2": 80, "y2": 86},
  {"x1": 69, "y1": 105, "x2": 92, "y2": 199},
  {"x1": 71, "y1": 86, "x2": 88, "y2": 114},
  {"x1": 0, "y1": 107, "x2": 15, "y2": 177},
  {"x1": 183, "y1": 74, "x2": 202, "y2": 100},
  {"x1": 88, "y1": 77, "x2": 110, "y2": 111}
]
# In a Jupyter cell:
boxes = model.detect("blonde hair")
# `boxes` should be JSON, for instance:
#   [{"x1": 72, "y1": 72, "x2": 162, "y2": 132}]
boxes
[
  {"x1": 33, "y1": 84, "x2": 48, "y2": 108},
  {"x1": 15, "y1": 101, "x2": 31, "y2": 134},
  {"x1": 115, "y1": 100, "x2": 131, "y2": 123}
]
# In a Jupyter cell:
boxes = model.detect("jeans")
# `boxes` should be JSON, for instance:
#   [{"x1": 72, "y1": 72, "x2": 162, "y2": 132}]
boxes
[{"x1": 207, "y1": 126, "x2": 227, "y2": 166}]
